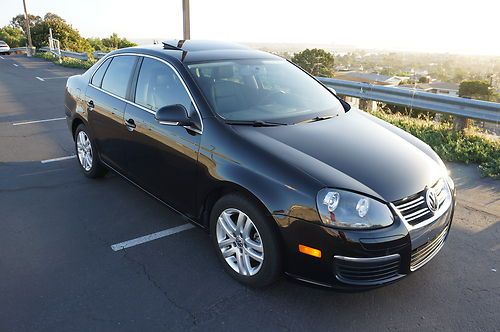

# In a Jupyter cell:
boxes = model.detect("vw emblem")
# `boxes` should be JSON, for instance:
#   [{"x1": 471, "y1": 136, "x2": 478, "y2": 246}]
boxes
[
  {"x1": 235, "y1": 236, "x2": 244, "y2": 248},
  {"x1": 426, "y1": 188, "x2": 439, "y2": 212}
]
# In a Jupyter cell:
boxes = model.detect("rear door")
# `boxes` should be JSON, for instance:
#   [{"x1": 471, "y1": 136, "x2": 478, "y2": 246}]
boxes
[
  {"x1": 85, "y1": 55, "x2": 139, "y2": 172},
  {"x1": 124, "y1": 57, "x2": 202, "y2": 217}
]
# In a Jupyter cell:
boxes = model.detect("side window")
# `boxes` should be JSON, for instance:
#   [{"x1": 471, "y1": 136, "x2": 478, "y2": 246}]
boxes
[
  {"x1": 134, "y1": 58, "x2": 193, "y2": 113},
  {"x1": 90, "y1": 58, "x2": 111, "y2": 87},
  {"x1": 101, "y1": 56, "x2": 137, "y2": 98}
]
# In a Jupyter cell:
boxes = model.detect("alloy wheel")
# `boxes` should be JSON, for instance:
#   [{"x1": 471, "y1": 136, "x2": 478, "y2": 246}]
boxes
[
  {"x1": 76, "y1": 131, "x2": 93, "y2": 171},
  {"x1": 216, "y1": 208, "x2": 264, "y2": 276}
]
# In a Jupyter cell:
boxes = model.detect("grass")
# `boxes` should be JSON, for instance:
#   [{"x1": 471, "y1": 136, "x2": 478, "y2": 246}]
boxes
[
  {"x1": 372, "y1": 110, "x2": 500, "y2": 179},
  {"x1": 35, "y1": 51, "x2": 95, "y2": 69}
]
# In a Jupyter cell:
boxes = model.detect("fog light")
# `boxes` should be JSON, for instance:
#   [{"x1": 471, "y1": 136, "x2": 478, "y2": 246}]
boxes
[{"x1": 298, "y1": 244, "x2": 322, "y2": 258}]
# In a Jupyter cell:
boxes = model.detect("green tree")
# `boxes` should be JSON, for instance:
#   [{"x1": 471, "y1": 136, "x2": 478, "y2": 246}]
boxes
[
  {"x1": 458, "y1": 80, "x2": 493, "y2": 101},
  {"x1": 29, "y1": 13, "x2": 92, "y2": 53},
  {"x1": 10, "y1": 12, "x2": 138, "y2": 54},
  {"x1": 455, "y1": 80, "x2": 493, "y2": 131},
  {"x1": 87, "y1": 34, "x2": 136, "y2": 52},
  {"x1": 291, "y1": 48, "x2": 334, "y2": 77},
  {"x1": 117, "y1": 36, "x2": 136, "y2": 49},
  {"x1": 101, "y1": 33, "x2": 136, "y2": 50},
  {"x1": 11, "y1": 14, "x2": 42, "y2": 33},
  {"x1": 0, "y1": 26, "x2": 26, "y2": 47},
  {"x1": 87, "y1": 37, "x2": 107, "y2": 51}
]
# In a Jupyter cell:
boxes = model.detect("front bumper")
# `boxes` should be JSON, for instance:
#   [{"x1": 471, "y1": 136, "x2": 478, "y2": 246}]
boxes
[{"x1": 276, "y1": 192, "x2": 455, "y2": 289}]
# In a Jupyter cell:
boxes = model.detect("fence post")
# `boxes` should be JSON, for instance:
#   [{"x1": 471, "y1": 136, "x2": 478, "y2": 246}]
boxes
[
  {"x1": 359, "y1": 99, "x2": 377, "y2": 113},
  {"x1": 342, "y1": 96, "x2": 357, "y2": 107},
  {"x1": 453, "y1": 116, "x2": 471, "y2": 132}
]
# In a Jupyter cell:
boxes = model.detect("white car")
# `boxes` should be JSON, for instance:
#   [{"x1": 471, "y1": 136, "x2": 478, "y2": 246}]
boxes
[{"x1": 0, "y1": 40, "x2": 10, "y2": 54}]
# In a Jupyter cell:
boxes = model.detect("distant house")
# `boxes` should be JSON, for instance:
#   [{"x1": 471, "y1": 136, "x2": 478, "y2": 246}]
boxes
[
  {"x1": 394, "y1": 76, "x2": 411, "y2": 83},
  {"x1": 334, "y1": 71, "x2": 402, "y2": 86},
  {"x1": 404, "y1": 70, "x2": 430, "y2": 84},
  {"x1": 425, "y1": 81, "x2": 459, "y2": 96},
  {"x1": 399, "y1": 81, "x2": 459, "y2": 97}
]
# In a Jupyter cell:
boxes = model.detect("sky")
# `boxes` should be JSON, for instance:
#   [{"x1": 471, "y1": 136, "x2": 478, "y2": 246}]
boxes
[{"x1": 1, "y1": 0, "x2": 499, "y2": 55}]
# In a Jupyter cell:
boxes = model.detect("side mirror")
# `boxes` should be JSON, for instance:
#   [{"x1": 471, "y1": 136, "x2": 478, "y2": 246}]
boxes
[{"x1": 155, "y1": 104, "x2": 192, "y2": 126}]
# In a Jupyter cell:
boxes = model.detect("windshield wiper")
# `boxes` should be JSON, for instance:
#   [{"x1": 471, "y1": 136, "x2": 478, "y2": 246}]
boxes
[
  {"x1": 225, "y1": 120, "x2": 288, "y2": 127},
  {"x1": 297, "y1": 115, "x2": 336, "y2": 124}
]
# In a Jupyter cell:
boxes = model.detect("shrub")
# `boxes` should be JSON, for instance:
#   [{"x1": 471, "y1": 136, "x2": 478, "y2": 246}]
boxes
[{"x1": 35, "y1": 51, "x2": 95, "y2": 69}]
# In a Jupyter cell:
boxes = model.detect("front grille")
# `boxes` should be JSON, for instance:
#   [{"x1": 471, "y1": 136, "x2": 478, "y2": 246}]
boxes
[
  {"x1": 334, "y1": 254, "x2": 403, "y2": 286},
  {"x1": 410, "y1": 226, "x2": 448, "y2": 271},
  {"x1": 393, "y1": 178, "x2": 448, "y2": 226}
]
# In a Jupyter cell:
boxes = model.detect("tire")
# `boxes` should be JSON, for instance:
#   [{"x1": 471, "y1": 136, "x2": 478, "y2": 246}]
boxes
[
  {"x1": 210, "y1": 193, "x2": 282, "y2": 287},
  {"x1": 74, "y1": 124, "x2": 107, "y2": 178}
]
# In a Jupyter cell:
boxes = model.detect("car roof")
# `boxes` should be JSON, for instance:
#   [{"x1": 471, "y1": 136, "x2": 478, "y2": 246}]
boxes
[{"x1": 112, "y1": 40, "x2": 280, "y2": 64}]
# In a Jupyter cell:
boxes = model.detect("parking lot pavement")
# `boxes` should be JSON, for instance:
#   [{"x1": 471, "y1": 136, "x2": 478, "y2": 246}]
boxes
[
  {"x1": 1, "y1": 55, "x2": 499, "y2": 331},
  {"x1": 0, "y1": 55, "x2": 82, "y2": 163}
]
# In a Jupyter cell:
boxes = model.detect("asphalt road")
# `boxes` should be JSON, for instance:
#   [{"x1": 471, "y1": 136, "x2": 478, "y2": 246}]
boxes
[{"x1": 0, "y1": 55, "x2": 499, "y2": 331}]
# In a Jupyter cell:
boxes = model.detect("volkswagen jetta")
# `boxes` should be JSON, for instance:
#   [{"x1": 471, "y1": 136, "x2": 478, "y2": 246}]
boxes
[{"x1": 64, "y1": 40, "x2": 456, "y2": 288}]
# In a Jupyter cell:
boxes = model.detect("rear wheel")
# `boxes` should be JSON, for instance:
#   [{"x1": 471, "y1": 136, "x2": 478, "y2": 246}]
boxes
[
  {"x1": 74, "y1": 124, "x2": 107, "y2": 178},
  {"x1": 210, "y1": 193, "x2": 282, "y2": 287}
]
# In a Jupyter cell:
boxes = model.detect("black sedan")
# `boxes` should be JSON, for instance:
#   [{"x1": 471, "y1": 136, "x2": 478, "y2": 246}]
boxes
[{"x1": 64, "y1": 40, "x2": 456, "y2": 288}]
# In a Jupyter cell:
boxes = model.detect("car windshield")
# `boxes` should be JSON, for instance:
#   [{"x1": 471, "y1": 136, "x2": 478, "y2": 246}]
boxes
[
  {"x1": 0, "y1": 41, "x2": 7, "y2": 45},
  {"x1": 187, "y1": 59, "x2": 344, "y2": 123}
]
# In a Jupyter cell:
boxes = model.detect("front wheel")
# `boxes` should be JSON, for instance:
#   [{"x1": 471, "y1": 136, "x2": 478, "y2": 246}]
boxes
[
  {"x1": 74, "y1": 124, "x2": 107, "y2": 178},
  {"x1": 210, "y1": 193, "x2": 282, "y2": 287}
]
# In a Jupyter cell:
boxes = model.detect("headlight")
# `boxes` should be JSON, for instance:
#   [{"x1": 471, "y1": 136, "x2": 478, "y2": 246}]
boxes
[
  {"x1": 433, "y1": 152, "x2": 454, "y2": 192},
  {"x1": 316, "y1": 189, "x2": 394, "y2": 229}
]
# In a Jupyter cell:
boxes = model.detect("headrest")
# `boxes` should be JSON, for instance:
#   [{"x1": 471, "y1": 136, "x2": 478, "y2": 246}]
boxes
[{"x1": 213, "y1": 65, "x2": 234, "y2": 79}]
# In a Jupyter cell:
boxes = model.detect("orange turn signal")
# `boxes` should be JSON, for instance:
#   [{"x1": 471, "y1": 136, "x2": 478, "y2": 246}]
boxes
[{"x1": 298, "y1": 244, "x2": 322, "y2": 258}]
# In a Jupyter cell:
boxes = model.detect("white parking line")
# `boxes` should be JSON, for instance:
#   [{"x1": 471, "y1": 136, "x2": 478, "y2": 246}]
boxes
[
  {"x1": 36, "y1": 77, "x2": 45, "y2": 81},
  {"x1": 41, "y1": 155, "x2": 76, "y2": 164},
  {"x1": 13, "y1": 63, "x2": 18, "y2": 67},
  {"x1": 38, "y1": 76, "x2": 70, "y2": 80},
  {"x1": 111, "y1": 224, "x2": 195, "y2": 251},
  {"x1": 0, "y1": 55, "x2": 4, "y2": 59},
  {"x1": 13, "y1": 117, "x2": 66, "y2": 126}
]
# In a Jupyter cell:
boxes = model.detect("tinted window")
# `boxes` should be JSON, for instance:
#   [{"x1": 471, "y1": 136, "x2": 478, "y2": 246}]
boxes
[
  {"x1": 188, "y1": 59, "x2": 344, "y2": 123},
  {"x1": 101, "y1": 56, "x2": 137, "y2": 98},
  {"x1": 91, "y1": 58, "x2": 111, "y2": 87},
  {"x1": 135, "y1": 58, "x2": 193, "y2": 113}
]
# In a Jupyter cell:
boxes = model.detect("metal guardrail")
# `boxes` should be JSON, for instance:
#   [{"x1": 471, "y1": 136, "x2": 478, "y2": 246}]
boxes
[
  {"x1": 317, "y1": 77, "x2": 500, "y2": 123},
  {"x1": 60, "y1": 50, "x2": 88, "y2": 61},
  {"x1": 92, "y1": 51, "x2": 107, "y2": 59},
  {"x1": 39, "y1": 46, "x2": 89, "y2": 61},
  {"x1": 41, "y1": 48, "x2": 104, "y2": 60},
  {"x1": 9, "y1": 47, "x2": 27, "y2": 53}
]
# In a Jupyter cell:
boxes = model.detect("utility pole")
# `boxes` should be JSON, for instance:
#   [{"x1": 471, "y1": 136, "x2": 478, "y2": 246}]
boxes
[
  {"x1": 182, "y1": 0, "x2": 190, "y2": 40},
  {"x1": 22, "y1": 0, "x2": 34, "y2": 56}
]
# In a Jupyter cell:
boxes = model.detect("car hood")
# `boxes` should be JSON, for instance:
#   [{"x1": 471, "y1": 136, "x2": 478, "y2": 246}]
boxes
[{"x1": 232, "y1": 109, "x2": 442, "y2": 202}]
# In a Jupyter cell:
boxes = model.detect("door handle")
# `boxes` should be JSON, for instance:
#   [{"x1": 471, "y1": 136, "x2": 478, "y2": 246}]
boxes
[
  {"x1": 125, "y1": 118, "x2": 136, "y2": 131},
  {"x1": 87, "y1": 100, "x2": 94, "y2": 111}
]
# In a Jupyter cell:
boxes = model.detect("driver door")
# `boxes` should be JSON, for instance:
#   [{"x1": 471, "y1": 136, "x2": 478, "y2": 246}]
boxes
[{"x1": 124, "y1": 57, "x2": 202, "y2": 218}]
